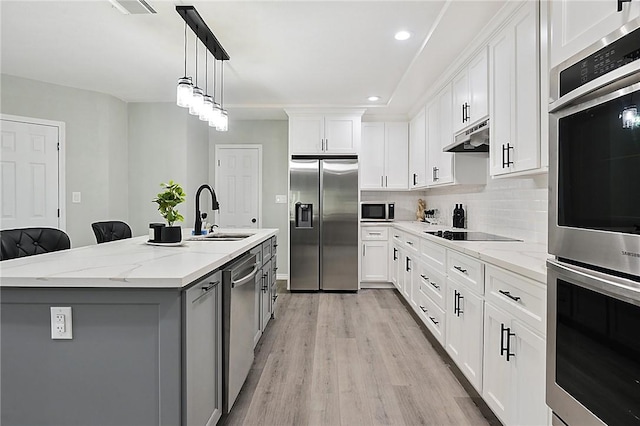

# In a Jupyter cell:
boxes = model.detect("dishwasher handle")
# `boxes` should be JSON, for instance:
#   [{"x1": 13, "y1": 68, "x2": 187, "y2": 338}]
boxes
[{"x1": 231, "y1": 263, "x2": 260, "y2": 288}]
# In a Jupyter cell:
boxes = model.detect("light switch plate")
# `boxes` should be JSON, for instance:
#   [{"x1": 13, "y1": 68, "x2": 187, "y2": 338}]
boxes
[
  {"x1": 72, "y1": 192, "x2": 81, "y2": 203},
  {"x1": 275, "y1": 195, "x2": 287, "y2": 204},
  {"x1": 50, "y1": 307, "x2": 73, "y2": 339}
]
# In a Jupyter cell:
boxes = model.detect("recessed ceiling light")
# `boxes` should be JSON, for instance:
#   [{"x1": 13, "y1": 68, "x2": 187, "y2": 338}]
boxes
[
  {"x1": 394, "y1": 31, "x2": 411, "y2": 41},
  {"x1": 368, "y1": 96, "x2": 380, "y2": 102}
]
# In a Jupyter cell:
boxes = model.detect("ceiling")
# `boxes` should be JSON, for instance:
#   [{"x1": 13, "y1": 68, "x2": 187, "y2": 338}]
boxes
[{"x1": 0, "y1": 0, "x2": 505, "y2": 120}]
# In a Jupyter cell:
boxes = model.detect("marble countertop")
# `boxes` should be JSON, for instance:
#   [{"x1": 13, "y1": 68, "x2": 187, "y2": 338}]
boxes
[
  {"x1": 367, "y1": 221, "x2": 549, "y2": 283},
  {"x1": 0, "y1": 228, "x2": 278, "y2": 289}
]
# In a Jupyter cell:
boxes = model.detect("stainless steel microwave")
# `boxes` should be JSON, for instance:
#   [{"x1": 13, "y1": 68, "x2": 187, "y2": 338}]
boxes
[{"x1": 360, "y1": 202, "x2": 395, "y2": 222}]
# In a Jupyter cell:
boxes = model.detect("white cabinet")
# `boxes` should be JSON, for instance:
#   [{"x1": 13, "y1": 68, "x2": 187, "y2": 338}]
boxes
[
  {"x1": 426, "y1": 86, "x2": 487, "y2": 187},
  {"x1": 409, "y1": 108, "x2": 427, "y2": 188},
  {"x1": 361, "y1": 226, "x2": 389, "y2": 282},
  {"x1": 483, "y1": 303, "x2": 547, "y2": 426},
  {"x1": 549, "y1": 0, "x2": 640, "y2": 68},
  {"x1": 287, "y1": 112, "x2": 362, "y2": 155},
  {"x1": 483, "y1": 265, "x2": 549, "y2": 426},
  {"x1": 445, "y1": 278, "x2": 484, "y2": 392},
  {"x1": 489, "y1": 2, "x2": 541, "y2": 177},
  {"x1": 452, "y1": 47, "x2": 489, "y2": 134},
  {"x1": 361, "y1": 122, "x2": 408, "y2": 190},
  {"x1": 427, "y1": 86, "x2": 454, "y2": 186},
  {"x1": 260, "y1": 258, "x2": 273, "y2": 332},
  {"x1": 184, "y1": 271, "x2": 223, "y2": 426}
]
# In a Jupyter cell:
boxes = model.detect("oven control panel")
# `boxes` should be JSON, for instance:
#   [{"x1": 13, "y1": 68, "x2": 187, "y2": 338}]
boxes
[{"x1": 560, "y1": 26, "x2": 640, "y2": 97}]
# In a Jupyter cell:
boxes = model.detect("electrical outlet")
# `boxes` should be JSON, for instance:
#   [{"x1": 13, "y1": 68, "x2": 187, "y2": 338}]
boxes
[
  {"x1": 275, "y1": 195, "x2": 287, "y2": 204},
  {"x1": 72, "y1": 192, "x2": 81, "y2": 203},
  {"x1": 50, "y1": 307, "x2": 73, "y2": 339}
]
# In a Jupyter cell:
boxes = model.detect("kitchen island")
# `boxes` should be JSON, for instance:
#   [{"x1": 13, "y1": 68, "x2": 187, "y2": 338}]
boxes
[{"x1": 0, "y1": 228, "x2": 278, "y2": 426}]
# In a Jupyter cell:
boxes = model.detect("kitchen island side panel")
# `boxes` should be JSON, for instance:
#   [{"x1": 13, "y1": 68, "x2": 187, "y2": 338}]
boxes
[{"x1": 0, "y1": 288, "x2": 182, "y2": 426}]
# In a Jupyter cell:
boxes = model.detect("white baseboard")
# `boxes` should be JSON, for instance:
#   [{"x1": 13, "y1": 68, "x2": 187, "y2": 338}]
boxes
[
  {"x1": 276, "y1": 273, "x2": 288, "y2": 282},
  {"x1": 360, "y1": 282, "x2": 394, "y2": 289}
]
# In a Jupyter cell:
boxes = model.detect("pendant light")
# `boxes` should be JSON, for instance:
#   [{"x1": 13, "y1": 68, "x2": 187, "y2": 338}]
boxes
[
  {"x1": 200, "y1": 45, "x2": 214, "y2": 121},
  {"x1": 189, "y1": 25, "x2": 203, "y2": 116},
  {"x1": 209, "y1": 57, "x2": 223, "y2": 128},
  {"x1": 176, "y1": 21, "x2": 193, "y2": 107},
  {"x1": 216, "y1": 59, "x2": 228, "y2": 132}
]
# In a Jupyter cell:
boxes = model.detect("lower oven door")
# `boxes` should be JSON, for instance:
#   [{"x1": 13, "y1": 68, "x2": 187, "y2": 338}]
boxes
[{"x1": 547, "y1": 259, "x2": 640, "y2": 426}]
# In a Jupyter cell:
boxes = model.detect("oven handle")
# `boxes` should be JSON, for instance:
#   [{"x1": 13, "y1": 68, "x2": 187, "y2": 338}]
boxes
[{"x1": 547, "y1": 259, "x2": 640, "y2": 303}]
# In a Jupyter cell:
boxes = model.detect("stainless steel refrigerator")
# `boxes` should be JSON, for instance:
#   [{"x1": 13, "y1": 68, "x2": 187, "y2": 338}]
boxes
[{"x1": 289, "y1": 156, "x2": 358, "y2": 291}]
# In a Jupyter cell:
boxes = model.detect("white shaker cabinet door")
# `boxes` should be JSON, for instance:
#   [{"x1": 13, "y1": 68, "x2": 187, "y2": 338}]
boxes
[
  {"x1": 289, "y1": 116, "x2": 324, "y2": 154},
  {"x1": 361, "y1": 240, "x2": 389, "y2": 282},
  {"x1": 324, "y1": 115, "x2": 358, "y2": 154},
  {"x1": 360, "y1": 123, "x2": 385, "y2": 189},
  {"x1": 384, "y1": 122, "x2": 408, "y2": 189},
  {"x1": 409, "y1": 108, "x2": 427, "y2": 188}
]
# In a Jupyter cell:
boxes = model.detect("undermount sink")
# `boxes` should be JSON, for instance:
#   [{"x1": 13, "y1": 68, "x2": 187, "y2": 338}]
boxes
[{"x1": 187, "y1": 232, "x2": 255, "y2": 241}]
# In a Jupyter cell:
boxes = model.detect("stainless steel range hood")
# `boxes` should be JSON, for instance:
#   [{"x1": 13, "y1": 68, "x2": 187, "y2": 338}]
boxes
[{"x1": 443, "y1": 118, "x2": 490, "y2": 153}]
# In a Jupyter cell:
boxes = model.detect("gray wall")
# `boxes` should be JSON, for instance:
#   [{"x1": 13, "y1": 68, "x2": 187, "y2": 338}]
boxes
[
  {"x1": 0, "y1": 74, "x2": 129, "y2": 247},
  {"x1": 209, "y1": 120, "x2": 289, "y2": 275}
]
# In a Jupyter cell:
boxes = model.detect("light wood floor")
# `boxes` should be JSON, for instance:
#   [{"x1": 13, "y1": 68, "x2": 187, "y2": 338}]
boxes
[{"x1": 221, "y1": 289, "x2": 498, "y2": 426}]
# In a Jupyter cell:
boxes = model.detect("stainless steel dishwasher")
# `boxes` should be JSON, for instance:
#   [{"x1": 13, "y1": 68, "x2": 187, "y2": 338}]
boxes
[{"x1": 221, "y1": 252, "x2": 259, "y2": 414}]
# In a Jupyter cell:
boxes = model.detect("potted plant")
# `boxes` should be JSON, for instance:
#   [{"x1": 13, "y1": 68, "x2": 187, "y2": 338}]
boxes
[{"x1": 152, "y1": 180, "x2": 186, "y2": 243}]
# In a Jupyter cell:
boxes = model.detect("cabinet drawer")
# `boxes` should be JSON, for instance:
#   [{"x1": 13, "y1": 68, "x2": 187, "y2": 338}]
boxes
[
  {"x1": 404, "y1": 233, "x2": 419, "y2": 253},
  {"x1": 361, "y1": 227, "x2": 389, "y2": 241},
  {"x1": 271, "y1": 235, "x2": 278, "y2": 255},
  {"x1": 447, "y1": 250, "x2": 484, "y2": 294},
  {"x1": 485, "y1": 265, "x2": 546, "y2": 334},
  {"x1": 420, "y1": 238, "x2": 446, "y2": 274},
  {"x1": 417, "y1": 291, "x2": 446, "y2": 346},
  {"x1": 417, "y1": 261, "x2": 447, "y2": 310},
  {"x1": 390, "y1": 229, "x2": 404, "y2": 244},
  {"x1": 262, "y1": 240, "x2": 272, "y2": 262}
]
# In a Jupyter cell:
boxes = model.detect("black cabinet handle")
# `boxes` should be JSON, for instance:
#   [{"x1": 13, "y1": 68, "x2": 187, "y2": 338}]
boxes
[
  {"x1": 457, "y1": 292, "x2": 464, "y2": 316},
  {"x1": 413, "y1": 173, "x2": 417, "y2": 186},
  {"x1": 461, "y1": 104, "x2": 465, "y2": 123},
  {"x1": 272, "y1": 294, "x2": 278, "y2": 302},
  {"x1": 500, "y1": 323, "x2": 516, "y2": 361},
  {"x1": 618, "y1": 0, "x2": 632, "y2": 11},
  {"x1": 453, "y1": 265, "x2": 468, "y2": 274},
  {"x1": 429, "y1": 316, "x2": 439, "y2": 325},
  {"x1": 454, "y1": 290, "x2": 464, "y2": 316},
  {"x1": 393, "y1": 248, "x2": 398, "y2": 261},
  {"x1": 430, "y1": 281, "x2": 440, "y2": 290},
  {"x1": 506, "y1": 143, "x2": 514, "y2": 167},
  {"x1": 499, "y1": 290, "x2": 521, "y2": 302},
  {"x1": 406, "y1": 257, "x2": 411, "y2": 272},
  {"x1": 420, "y1": 305, "x2": 428, "y2": 313},
  {"x1": 501, "y1": 144, "x2": 506, "y2": 168}
]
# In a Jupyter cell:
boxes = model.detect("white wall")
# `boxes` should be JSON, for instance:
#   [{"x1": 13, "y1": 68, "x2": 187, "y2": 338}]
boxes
[
  {"x1": 209, "y1": 120, "x2": 289, "y2": 275},
  {"x1": 0, "y1": 74, "x2": 129, "y2": 247},
  {"x1": 128, "y1": 102, "x2": 210, "y2": 237}
]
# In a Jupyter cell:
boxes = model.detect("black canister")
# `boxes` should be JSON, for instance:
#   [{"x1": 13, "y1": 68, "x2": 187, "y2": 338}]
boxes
[{"x1": 149, "y1": 223, "x2": 165, "y2": 242}]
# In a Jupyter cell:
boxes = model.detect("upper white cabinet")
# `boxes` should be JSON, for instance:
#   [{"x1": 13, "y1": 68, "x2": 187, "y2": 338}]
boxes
[
  {"x1": 287, "y1": 111, "x2": 363, "y2": 155},
  {"x1": 361, "y1": 122, "x2": 408, "y2": 190},
  {"x1": 549, "y1": 0, "x2": 640, "y2": 68},
  {"x1": 489, "y1": 2, "x2": 541, "y2": 177},
  {"x1": 409, "y1": 108, "x2": 427, "y2": 188},
  {"x1": 452, "y1": 47, "x2": 489, "y2": 134}
]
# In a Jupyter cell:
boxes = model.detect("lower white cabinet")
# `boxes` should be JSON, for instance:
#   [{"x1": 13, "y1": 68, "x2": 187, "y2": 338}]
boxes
[
  {"x1": 361, "y1": 226, "x2": 390, "y2": 282},
  {"x1": 183, "y1": 271, "x2": 223, "y2": 426},
  {"x1": 390, "y1": 244, "x2": 401, "y2": 290},
  {"x1": 445, "y1": 278, "x2": 484, "y2": 392},
  {"x1": 483, "y1": 302, "x2": 547, "y2": 426},
  {"x1": 260, "y1": 258, "x2": 273, "y2": 332}
]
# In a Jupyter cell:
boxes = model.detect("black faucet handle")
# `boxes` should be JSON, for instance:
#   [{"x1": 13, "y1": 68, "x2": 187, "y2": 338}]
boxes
[{"x1": 201, "y1": 212, "x2": 208, "y2": 220}]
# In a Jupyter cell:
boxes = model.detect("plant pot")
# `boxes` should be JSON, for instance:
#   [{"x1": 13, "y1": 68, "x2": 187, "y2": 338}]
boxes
[{"x1": 160, "y1": 226, "x2": 182, "y2": 243}]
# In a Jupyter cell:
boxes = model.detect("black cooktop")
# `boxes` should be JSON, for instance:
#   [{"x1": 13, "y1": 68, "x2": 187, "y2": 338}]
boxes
[{"x1": 424, "y1": 230, "x2": 521, "y2": 242}]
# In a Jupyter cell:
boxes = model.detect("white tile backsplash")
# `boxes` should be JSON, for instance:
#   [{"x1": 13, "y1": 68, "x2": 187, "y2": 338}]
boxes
[{"x1": 361, "y1": 173, "x2": 548, "y2": 244}]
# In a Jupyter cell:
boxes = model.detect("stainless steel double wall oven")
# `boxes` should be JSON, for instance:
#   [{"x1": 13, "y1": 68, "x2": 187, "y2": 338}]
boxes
[{"x1": 547, "y1": 19, "x2": 640, "y2": 426}]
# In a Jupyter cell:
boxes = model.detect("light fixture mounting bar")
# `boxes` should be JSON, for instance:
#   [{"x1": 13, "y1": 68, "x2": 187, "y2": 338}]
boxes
[{"x1": 176, "y1": 5, "x2": 230, "y2": 61}]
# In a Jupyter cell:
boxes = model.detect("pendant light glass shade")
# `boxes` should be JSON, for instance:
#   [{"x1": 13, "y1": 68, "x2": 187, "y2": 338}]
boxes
[
  {"x1": 190, "y1": 87, "x2": 204, "y2": 115},
  {"x1": 216, "y1": 109, "x2": 228, "y2": 132},
  {"x1": 209, "y1": 102, "x2": 222, "y2": 127},
  {"x1": 200, "y1": 95, "x2": 213, "y2": 121},
  {"x1": 176, "y1": 77, "x2": 193, "y2": 107}
]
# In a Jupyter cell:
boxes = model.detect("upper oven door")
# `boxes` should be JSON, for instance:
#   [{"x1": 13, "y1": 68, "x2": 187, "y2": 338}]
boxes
[
  {"x1": 549, "y1": 80, "x2": 640, "y2": 277},
  {"x1": 547, "y1": 259, "x2": 640, "y2": 426}
]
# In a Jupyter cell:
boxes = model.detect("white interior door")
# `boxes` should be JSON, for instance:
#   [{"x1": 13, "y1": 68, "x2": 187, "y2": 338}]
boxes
[
  {"x1": 1, "y1": 118, "x2": 60, "y2": 230},
  {"x1": 214, "y1": 145, "x2": 261, "y2": 229}
]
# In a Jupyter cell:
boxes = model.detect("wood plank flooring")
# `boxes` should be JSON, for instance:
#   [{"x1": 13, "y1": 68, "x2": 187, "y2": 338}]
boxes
[{"x1": 220, "y1": 289, "x2": 497, "y2": 426}]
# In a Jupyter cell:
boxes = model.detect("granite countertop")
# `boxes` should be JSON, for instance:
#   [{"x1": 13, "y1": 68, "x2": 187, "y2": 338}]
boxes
[
  {"x1": 0, "y1": 228, "x2": 278, "y2": 289},
  {"x1": 366, "y1": 221, "x2": 549, "y2": 283}
]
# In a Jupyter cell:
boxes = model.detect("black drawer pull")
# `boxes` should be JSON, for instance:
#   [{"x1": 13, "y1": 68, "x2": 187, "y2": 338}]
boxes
[
  {"x1": 453, "y1": 265, "x2": 468, "y2": 274},
  {"x1": 420, "y1": 274, "x2": 428, "y2": 281},
  {"x1": 430, "y1": 281, "x2": 440, "y2": 290},
  {"x1": 429, "y1": 316, "x2": 439, "y2": 325},
  {"x1": 499, "y1": 290, "x2": 521, "y2": 302},
  {"x1": 420, "y1": 305, "x2": 428, "y2": 313}
]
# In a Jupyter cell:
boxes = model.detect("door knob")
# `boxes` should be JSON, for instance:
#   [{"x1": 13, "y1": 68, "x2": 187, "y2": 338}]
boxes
[{"x1": 251, "y1": 218, "x2": 257, "y2": 223}]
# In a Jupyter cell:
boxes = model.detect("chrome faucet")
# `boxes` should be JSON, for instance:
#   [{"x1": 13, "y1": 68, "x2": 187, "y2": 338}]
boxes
[{"x1": 194, "y1": 184, "x2": 220, "y2": 235}]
